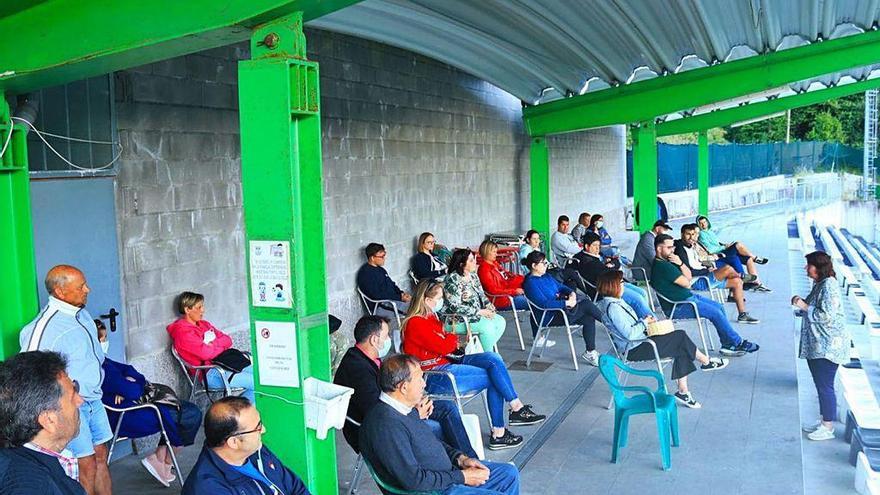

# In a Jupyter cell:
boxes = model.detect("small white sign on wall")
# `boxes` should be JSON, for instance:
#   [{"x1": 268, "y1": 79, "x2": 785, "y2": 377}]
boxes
[
  {"x1": 249, "y1": 240, "x2": 292, "y2": 309},
  {"x1": 255, "y1": 320, "x2": 299, "y2": 388}
]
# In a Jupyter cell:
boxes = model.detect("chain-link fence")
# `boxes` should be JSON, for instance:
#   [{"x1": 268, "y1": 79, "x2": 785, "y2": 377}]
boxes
[{"x1": 626, "y1": 141, "x2": 864, "y2": 196}]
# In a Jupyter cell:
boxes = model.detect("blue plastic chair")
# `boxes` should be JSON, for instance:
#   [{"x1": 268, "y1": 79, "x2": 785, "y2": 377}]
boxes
[
  {"x1": 598, "y1": 354, "x2": 680, "y2": 471},
  {"x1": 363, "y1": 458, "x2": 441, "y2": 495}
]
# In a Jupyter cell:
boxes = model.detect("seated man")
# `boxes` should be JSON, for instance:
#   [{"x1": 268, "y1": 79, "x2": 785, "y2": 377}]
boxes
[
  {"x1": 550, "y1": 215, "x2": 581, "y2": 265},
  {"x1": 631, "y1": 220, "x2": 671, "y2": 280},
  {"x1": 675, "y1": 224, "x2": 759, "y2": 324},
  {"x1": 357, "y1": 242, "x2": 411, "y2": 349},
  {"x1": 360, "y1": 354, "x2": 520, "y2": 495},
  {"x1": 696, "y1": 215, "x2": 770, "y2": 292},
  {"x1": 573, "y1": 232, "x2": 653, "y2": 318},
  {"x1": 0, "y1": 351, "x2": 86, "y2": 495},
  {"x1": 334, "y1": 316, "x2": 477, "y2": 458},
  {"x1": 651, "y1": 234, "x2": 760, "y2": 357},
  {"x1": 569, "y1": 212, "x2": 591, "y2": 244},
  {"x1": 183, "y1": 397, "x2": 310, "y2": 495}
]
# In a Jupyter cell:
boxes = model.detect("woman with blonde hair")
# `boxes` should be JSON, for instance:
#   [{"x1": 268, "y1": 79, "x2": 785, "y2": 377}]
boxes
[{"x1": 402, "y1": 280, "x2": 545, "y2": 450}]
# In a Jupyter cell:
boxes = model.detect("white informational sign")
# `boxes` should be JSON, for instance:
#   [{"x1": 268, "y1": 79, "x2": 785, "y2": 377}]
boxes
[
  {"x1": 249, "y1": 240, "x2": 292, "y2": 309},
  {"x1": 255, "y1": 320, "x2": 299, "y2": 388}
]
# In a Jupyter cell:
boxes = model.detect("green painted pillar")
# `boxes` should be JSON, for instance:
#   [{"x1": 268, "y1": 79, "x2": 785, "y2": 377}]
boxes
[
  {"x1": 530, "y1": 136, "x2": 551, "y2": 242},
  {"x1": 697, "y1": 129, "x2": 710, "y2": 216},
  {"x1": 632, "y1": 121, "x2": 658, "y2": 233},
  {"x1": 0, "y1": 96, "x2": 39, "y2": 359},
  {"x1": 238, "y1": 14, "x2": 336, "y2": 494}
]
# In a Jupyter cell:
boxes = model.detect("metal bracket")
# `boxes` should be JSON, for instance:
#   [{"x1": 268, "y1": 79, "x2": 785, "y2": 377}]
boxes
[{"x1": 251, "y1": 12, "x2": 307, "y2": 60}]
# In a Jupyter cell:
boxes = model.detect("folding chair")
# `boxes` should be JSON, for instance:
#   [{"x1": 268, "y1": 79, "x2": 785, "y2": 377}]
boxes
[
  {"x1": 525, "y1": 297, "x2": 582, "y2": 371},
  {"x1": 690, "y1": 275, "x2": 726, "y2": 305},
  {"x1": 104, "y1": 403, "x2": 184, "y2": 488},
  {"x1": 344, "y1": 417, "x2": 365, "y2": 495},
  {"x1": 171, "y1": 347, "x2": 244, "y2": 401},
  {"x1": 484, "y1": 291, "x2": 525, "y2": 350},
  {"x1": 653, "y1": 293, "x2": 714, "y2": 353},
  {"x1": 423, "y1": 369, "x2": 493, "y2": 427},
  {"x1": 408, "y1": 270, "x2": 419, "y2": 285},
  {"x1": 600, "y1": 325, "x2": 673, "y2": 409},
  {"x1": 623, "y1": 264, "x2": 657, "y2": 312},
  {"x1": 357, "y1": 287, "x2": 404, "y2": 351}
]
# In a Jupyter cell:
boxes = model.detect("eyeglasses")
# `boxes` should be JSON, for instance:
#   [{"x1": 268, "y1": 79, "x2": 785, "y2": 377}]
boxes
[
  {"x1": 538, "y1": 260, "x2": 549, "y2": 266},
  {"x1": 229, "y1": 420, "x2": 263, "y2": 438},
  {"x1": 373, "y1": 253, "x2": 387, "y2": 259}
]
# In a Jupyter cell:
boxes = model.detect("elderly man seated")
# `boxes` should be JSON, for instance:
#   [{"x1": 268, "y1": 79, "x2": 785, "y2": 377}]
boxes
[
  {"x1": 360, "y1": 354, "x2": 520, "y2": 495},
  {"x1": 183, "y1": 397, "x2": 310, "y2": 495}
]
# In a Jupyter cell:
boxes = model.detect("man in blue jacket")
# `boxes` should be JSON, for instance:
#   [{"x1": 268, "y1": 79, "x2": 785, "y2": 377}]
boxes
[{"x1": 183, "y1": 396, "x2": 310, "y2": 495}]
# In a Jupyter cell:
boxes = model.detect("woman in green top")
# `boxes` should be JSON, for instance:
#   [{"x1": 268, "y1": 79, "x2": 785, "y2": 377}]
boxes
[
  {"x1": 696, "y1": 215, "x2": 769, "y2": 264},
  {"x1": 443, "y1": 248, "x2": 507, "y2": 351}
]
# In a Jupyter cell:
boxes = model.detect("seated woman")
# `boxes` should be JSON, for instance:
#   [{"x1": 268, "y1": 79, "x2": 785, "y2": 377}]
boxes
[
  {"x1": 522, "y1": 251, "x2": 603, "y2": 366},
  {"x1": 595, "y1": 270, "x2": 728, "y2": 409},
  {"x1": 402, "y1": 281, "x2": 546, "y2": 450},
  {"x1": 166, "y1": 291, "x2": 255, "y2": 402},
  {"x1": 478, "y1": 240, "x2": 526, "y2": 310},
  {"x1": 444, "y1": 249, "x2": 507, "y2": 352},
  {"x1": 589, "y1": 213, "x2": 621, "y2": 260},
  {"x1": 519, "y1": 229, "x2": 541, "y2": 262},
  {"x1": 97, "y1": 321, "x2": 201, "y2": 487},
  {"x1": 412, "y1": 232, "x2": 447, "y2": 281}
]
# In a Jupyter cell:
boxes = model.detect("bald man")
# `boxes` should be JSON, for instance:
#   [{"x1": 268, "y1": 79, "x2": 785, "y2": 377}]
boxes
[
  {"x1": 20, "y1": 265, "x2": 112, "y2": 495},
  {"x1": 183, "y1": 397, "x2": 310, "y2": 495}
]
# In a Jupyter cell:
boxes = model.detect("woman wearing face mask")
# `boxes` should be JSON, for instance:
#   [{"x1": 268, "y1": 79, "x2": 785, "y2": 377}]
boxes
[
  {"x1": 97, "y1": 320, "x2": 203, "y2": 487},
  {"x1": 402, "y1": 281, "x2": 546, "y2": 450},
  {"x1": 589, "y1": 213, "x2": 620, "y2": 260}
]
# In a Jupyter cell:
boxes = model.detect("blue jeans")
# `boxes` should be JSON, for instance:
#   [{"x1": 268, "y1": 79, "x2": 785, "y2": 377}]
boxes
[
  {"x1": 808, "y1": 358, "x2": 839, "y2": 422},
  {"x1": 670, "y1": 293, "x2": 742, "y2": 347},
  {"x1": 443, "y1": 462, "x2": 520, "y2": 494},
  {"x1": 427, "y1": 353, "x2": 518, "y2": 429},
  {"x1": 207, "y1": 365, "x2": 255, "y2": 403},
  {"x1": 428, "y1": 399, "x2": 478, "y2": 458},
  {"x1": 622, "y1": 283, "x2": 653, "y2": 318},
  {"x1": 715, "y1": 245, "x2": 746, "y2": 274}
]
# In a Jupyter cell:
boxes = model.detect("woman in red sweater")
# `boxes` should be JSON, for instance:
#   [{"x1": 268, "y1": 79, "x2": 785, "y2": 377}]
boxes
[
  {"x1": 477, "y1": 240, "x2": 527, "y2": 310},
  {"x1": 401, "y1": 281, "x2": 546, "y2": 450}
]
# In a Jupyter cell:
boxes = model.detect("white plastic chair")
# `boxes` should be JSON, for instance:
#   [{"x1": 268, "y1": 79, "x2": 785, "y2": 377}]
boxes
[
  {"x1": 357, "y1": 287, "x2": 403, "y2": 330},
  {"x1": 104, "y1": 403, "x2": 184, "y2": 488},
  {"x1": 484, "y1": 292, "x2": 525, "y2": 350},
  {"x1": 170, "y1": 347, "x2": 244, "y2": 401},
  {"x1": 653, "y1": 292, "x2": 714, "y2": 353},
  {"x1": 525, "y1": 297, "x2": 582, "y2": 371}
]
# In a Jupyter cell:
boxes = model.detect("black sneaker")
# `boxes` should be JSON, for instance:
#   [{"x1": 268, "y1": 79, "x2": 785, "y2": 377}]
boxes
[
  {"x1": 743, "y1": 282, "x2": 759, "y2": 291},
  {"x1": 487, "y1": 429, "x2": 523, "y2": 450},
  {"x1": 737, "y1": 312, "x2": 760, "y2": 324},
  {"x1": 753, "y1": 284, "x2": 772, "y2": 293},
  {"x1": 719, "y1": 344, "x2": 747, "y2": 357},
  {"x1": 700, "y1": 357, "x2": 729, "y2": 371},
  {"x1": 754, "y1": 257, "x2": 769, "y2": 265},
  {"x1": 735, "y1": 340, "x2": 760, "y2": 353},
  {"x1": 674, "y1": 391, "x2": 702, "y2": 409},
  {"x1": 509, "y1": 404, "x2": 546, "y2": 426}
]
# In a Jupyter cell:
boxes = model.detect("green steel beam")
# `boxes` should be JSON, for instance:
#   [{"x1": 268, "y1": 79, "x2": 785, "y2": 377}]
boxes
[
  {"x1": 697, "y1": 130, "x2": 709, "y2": 216},
  {"x1": 239, "y1": 14, "x2": 336, "y2": 494},
  {"x1": 0, "y1": 97, "x2": 38, "y2": 358},
  {"x1": 656, "y1": 77, "x2": 880, "y2": 137},
  {"x1": 523, "y1": 29, "x2": 880, "y2": 136},
  {"x1": 0, "y1": 0, "x2": 361, "y2": 94},
  {"x1": 530, "y1": 136, "x2": 551, "y2": 242},
  {"x1": 632, "y1": 122, "x2": 658, "y2": 233}
]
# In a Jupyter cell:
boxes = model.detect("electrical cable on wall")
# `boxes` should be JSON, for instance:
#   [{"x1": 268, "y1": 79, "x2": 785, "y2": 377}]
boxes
[
  {"x1": 0, "y1": 116, "x2": 124, "y2": 172},
  {"x1": 254, "y1": 390, "x2": 304, "y2": 406}
]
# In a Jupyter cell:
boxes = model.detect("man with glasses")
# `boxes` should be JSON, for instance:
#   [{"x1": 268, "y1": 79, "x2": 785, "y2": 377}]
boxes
[
  {"x1": 0, "y1": 351, "x2": 85, "y2": 495},
  {"x1": 183, "y1": 396, "x2": 310, "y2": 495},
  {"x1": 19, "y1": 265, "x2": 112, "y2": 495},
  {"x1": 357, "y1": 243, "x2": 412, "y2": 350}
]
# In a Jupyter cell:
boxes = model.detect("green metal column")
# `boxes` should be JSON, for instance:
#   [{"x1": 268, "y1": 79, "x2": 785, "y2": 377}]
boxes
[
  {"x1": 697, "y1": 129, "x2": 709, "y2": 216},
  {"x1": 632, "y1": 122, "x2": 658, "y2": 232},
  {"x1": 238, "y1": 14, "x2": 336, "y2": 494},
  {"x1": 0, "y1": 96, "x2": 38, "y2": 359},
  {"x1": 530, "y1": 136, "x2": 551, "y2": 241}
]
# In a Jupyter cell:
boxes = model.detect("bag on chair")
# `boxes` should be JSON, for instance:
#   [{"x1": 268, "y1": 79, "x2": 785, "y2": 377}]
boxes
[
  {"x1": 646, "y1": 319, "x2": 675, "y2": 337},
  {"x1": 139, "y1": 382, "x2": 181, "y2": 410},
  {"x1": 212, "y1": 348, "x2": 251, "y2": 374},
  {"x1": 461, "y1": 413, "x2": 486, "y2": 460},
  {"x1": 464, "y1": 335, "x2": 484, "y2": 355}
]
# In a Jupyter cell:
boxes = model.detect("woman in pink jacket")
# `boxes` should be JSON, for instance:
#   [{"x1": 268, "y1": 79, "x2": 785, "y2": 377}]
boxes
[{"x1": 166, "y1": 291, "x2": 254, "y2": 402}]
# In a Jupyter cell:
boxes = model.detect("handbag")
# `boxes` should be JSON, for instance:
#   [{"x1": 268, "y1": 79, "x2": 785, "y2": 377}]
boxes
[
  {"x1": 646, "y1": 319, "x2": 675, "y2": 337},
  {"x1": 464, "y1": 335, "x2": 484, "y2": 355},
  {"x1": 139, "y1": 382, "x2": 181, "y2": 410},
  {"x1": 212, "y1": 348, "x2": 251, "y2": 374},
  {"x1": 445, "y1": 347, "x2": 466, "y2": 364}
]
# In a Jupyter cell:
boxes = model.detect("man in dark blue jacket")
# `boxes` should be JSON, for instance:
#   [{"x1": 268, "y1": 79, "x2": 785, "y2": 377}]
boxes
[
  {"x1": 0, "y1": 351, "x2": 86, "y2": 495},
  {"x1": 183, "y1": 397, "x2": 310, "y2": 495}
]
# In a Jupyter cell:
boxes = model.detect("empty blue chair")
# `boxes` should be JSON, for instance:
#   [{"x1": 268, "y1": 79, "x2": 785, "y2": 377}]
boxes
[{"x1": 598, "y1": 354, "x2": 680, "y2": 471}]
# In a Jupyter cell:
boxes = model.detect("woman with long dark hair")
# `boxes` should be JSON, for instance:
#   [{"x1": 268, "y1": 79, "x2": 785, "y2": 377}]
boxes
[{"x1": 444, "y1": 248, "x2": 507, "y2": 351}]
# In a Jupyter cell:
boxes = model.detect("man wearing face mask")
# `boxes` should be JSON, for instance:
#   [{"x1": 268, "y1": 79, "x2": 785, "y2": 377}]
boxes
[{"x1": 333, "y1": 316, "x2": 477, "y2": 457}]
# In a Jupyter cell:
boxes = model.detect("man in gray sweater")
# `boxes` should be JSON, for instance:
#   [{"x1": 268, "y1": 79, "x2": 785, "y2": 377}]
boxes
[
  {"x1": 359, "y1": 354, "x2": 520, "y2": 494},
  {"x1": 631, "y1": 220, "x2": 672, "y2": 279}
]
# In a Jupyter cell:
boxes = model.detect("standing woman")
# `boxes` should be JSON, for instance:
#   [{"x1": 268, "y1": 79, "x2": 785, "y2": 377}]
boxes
[
  {"x1": 412, "y1": 232, "x2": 447, "y2": 281},
  {"x1": 793, "y1": 251, "x2": 849, "y2": 441},
  {"x1": 444, "y1": 248, "x2": 507, "y2": 352}
]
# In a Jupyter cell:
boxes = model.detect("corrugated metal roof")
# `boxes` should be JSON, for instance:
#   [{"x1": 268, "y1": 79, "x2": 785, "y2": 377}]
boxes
[{"x1": 310, "y1": 0, "x2": 880, "y2": 116}]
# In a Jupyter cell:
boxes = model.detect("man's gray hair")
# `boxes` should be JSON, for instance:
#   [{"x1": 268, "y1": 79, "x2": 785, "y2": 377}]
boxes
[
  {"x1": 0, "y1": 351, "x2": 68, "y2": 447},
  {"x1": 379, "y1": 354, "x2": 420, "y2": 393},
  {"x1": 44, "y1": 265, "x2": 79, "y2": 294}
]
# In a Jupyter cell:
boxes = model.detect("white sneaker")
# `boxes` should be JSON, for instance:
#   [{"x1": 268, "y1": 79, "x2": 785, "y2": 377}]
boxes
[
  {"x1": 534, "y1": 335, "x2": 556, "y2": 348},
  {"x1": 807, "y1": 424, "x2": 835, "y2": 441},
  {"x1": 801, "y1": 420, "x2": 822, "y2": 433},
  {"x1": 141, "y1": 454, "x2": 171, "y2": 488},
  {"x1": 580, "y1": 350, "x2": 599, "y2": 367}
]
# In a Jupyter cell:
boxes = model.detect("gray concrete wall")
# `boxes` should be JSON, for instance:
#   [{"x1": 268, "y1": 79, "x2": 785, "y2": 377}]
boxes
[{"x1": 113, "y1": 30, "x2": 627, "y2": 383}]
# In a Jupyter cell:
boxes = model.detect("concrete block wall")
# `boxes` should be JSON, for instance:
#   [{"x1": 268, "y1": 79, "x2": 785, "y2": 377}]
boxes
[{"x1": 113, "y1": 30, "x2": 627, "y2": 381}]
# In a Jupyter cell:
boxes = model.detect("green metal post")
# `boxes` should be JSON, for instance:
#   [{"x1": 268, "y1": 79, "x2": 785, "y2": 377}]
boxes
[
  {"x1": 698, "y1": 129, "x2": 709, "y2": 216},
  {"x1": 632, "y1": 122, "x2": 658, "y2": 233},
  {"x1": 0, "y1": 96, "x2": 38, "y2": 359},
  {"x1": 530, "y1": 136, "x2": 551, "y2": 242},
  {"x1": 238, "y1": 14, "x2": 336, "y2": 494}
]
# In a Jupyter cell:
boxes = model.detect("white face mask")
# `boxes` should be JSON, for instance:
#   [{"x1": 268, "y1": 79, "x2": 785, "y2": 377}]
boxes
[
  {"x1": 596, "y1": 221, "x2": 604, "y2": 229},
  {"x1": 100, "y1": 340, "x2": 110, "y2": 354},
  {"x1": 432, "y1": 297, "x2": 444, "y2": 313},
  {"x1": 376, "y1": 336, "x2": 392, "y2": 358}
]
